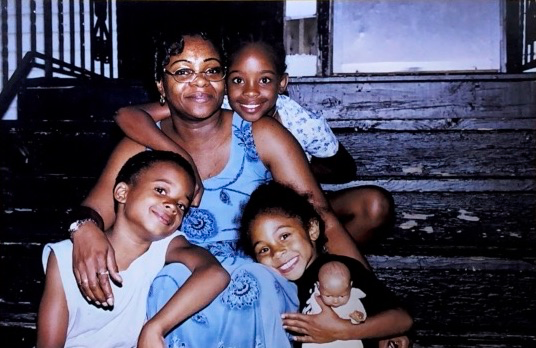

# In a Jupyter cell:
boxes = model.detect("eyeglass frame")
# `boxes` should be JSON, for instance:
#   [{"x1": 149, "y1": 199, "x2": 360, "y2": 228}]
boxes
[{"x1": 163, "y1": 66, "x2": 226, "y2": 83}]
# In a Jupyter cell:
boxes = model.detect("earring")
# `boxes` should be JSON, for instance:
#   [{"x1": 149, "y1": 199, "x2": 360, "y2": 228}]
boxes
[{"x1": 159, "y1": 94, "x2": 165, "y2": 106}]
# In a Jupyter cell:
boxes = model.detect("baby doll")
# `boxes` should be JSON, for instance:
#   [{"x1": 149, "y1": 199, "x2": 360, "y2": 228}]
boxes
[{"x1": 308, "y1": 261, "x2": 367, "y2": 324}]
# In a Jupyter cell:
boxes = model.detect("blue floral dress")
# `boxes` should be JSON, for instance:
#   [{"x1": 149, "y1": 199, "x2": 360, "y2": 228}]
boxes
[{"x1": 147, "y1": 113, "x2": 299, "y2": 348}]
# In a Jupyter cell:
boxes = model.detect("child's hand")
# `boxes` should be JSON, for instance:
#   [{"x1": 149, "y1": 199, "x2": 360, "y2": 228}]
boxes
[
  {"x1": 281, "y1": 294, "x2": 350, "y2": 343},
  {"x1": 137, "y1": 321, "x2": 165, "y2": 348},
  {"x1": 379, "y1": 335, "x2": 411, "y2": 348}
]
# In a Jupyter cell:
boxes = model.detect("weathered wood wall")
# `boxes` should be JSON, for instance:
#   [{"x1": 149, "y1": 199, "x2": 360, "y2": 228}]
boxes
[
  {"x1": 290, "y1": 74, "x2": 536, "y2": 345},
  {"x1": 1, "y1": 73, "x2": 536, "y2": 347}
]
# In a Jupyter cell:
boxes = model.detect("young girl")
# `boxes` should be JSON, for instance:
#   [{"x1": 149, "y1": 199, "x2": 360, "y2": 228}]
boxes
[
  {"x1": 114, "y1": 35, "x2": 394, "y2": 247},
  {"x1": 238, "y1": 181, "x2": 413, "y2": 348},
  {"x1": 37, "y1": 151, "x2": 230, "y2": 348}
]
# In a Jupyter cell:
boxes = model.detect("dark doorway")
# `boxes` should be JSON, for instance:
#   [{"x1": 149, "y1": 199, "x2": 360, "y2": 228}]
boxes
[{"x1": 116, "y1": 1, "x2": 284, "y2": 91}]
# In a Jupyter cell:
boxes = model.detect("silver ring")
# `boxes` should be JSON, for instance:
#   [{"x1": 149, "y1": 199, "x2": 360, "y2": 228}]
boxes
[{"x1": 97, "y1": 270, "x2": 109, "y2": 276}]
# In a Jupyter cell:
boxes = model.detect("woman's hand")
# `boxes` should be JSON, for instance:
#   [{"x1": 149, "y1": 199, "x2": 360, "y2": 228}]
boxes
[
  {"x1": 282, "y1": 295, "x2": 351, "y2": 344},
  {"x1": 137, "y1": 321, "x2": 166, "y2": 348},
  {"x1": 72, "y1": 222, "x2": 122, "y2": 306}
]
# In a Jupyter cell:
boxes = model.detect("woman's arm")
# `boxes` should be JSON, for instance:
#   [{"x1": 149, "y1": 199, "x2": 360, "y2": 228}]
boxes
[
  {"x1": 137, "y1": 236, "x2": 230, "y2": 348},
  {"x1": 72, "y1": 138, "x2": 146, "y2": 305},
  {"x1": 310, "y1": 143, "x2": 357, "y2": 184},
  {"x1": 282, "y1": 297, "x2": 413, "y2": 343},
  {"x1": 37, "y1": 252, "x2": 68, "y2": 348},
  {"x1": 253, "y1": 117, "x2": 366, "y2": 266},
  {"x1": 114, "y1": 103, "x2": 203, "y2": 206}
]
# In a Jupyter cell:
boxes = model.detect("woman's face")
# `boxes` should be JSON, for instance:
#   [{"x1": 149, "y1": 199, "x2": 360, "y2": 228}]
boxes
[{"x1": 158, "y1": 35, "x2": 225, "y2": 121}]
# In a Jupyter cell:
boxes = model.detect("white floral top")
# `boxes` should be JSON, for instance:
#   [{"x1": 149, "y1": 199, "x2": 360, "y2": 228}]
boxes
[{"x1": 222, "y1": 94, "x2": 339, "y2": 160}]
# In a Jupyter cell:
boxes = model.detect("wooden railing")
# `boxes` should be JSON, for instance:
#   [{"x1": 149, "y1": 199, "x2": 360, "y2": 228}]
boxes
[
  {"x1": 0, "y1": 0, "x2": 115, "y2": 117},
  {"x1": 507, "y1": 0, "x2": 536, "y2": 72}
]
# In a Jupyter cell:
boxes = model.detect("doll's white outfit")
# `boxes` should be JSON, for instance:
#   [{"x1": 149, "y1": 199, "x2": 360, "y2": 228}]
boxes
[{"x1": 303, "y1": 284, "x2": 367, "y2": 348}]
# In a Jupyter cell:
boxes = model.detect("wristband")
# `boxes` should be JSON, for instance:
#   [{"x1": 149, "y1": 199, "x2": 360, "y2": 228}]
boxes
[
  {"x1": 68, "y1": 218, "x2": 98, "y2": 240},
  {"x1": 66, "y1": 206, "x2": 105, "y2": 239}
]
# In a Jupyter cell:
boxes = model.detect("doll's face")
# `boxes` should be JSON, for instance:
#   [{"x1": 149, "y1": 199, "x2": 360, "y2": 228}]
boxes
[{"x1": 317, "y1": 272, "x2": 352, "y2": 308}]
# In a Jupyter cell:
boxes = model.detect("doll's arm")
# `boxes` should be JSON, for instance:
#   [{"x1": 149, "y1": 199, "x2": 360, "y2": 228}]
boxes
[
  {"x1": 37, "y1": 252, "x2": 68, "y2": 348},
  {"x1": 137, "y1": 236, "x2": 230, "y2": 347}
]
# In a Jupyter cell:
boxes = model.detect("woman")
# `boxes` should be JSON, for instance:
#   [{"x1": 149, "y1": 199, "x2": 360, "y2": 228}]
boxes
[{"x1": 69, "y1": 29, "x2": 364, "y2": 347}]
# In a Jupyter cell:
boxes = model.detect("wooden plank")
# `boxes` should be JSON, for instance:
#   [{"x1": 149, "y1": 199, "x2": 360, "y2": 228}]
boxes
[
  {"x1": 375, "y1": 264, "x2": 536, "y2": 340},
  {"x1": 2, "y1": 245, "x2": 535, "y2": 346},
  {"x1": 0, "y1": 120, "x2": 121, "y2": 176},
  {"x1": 17, "y1": 79, "x2": 151, "y2": 121},
  {"x1": 288, "y1": 75, "x2": 536, "y2": 120},
  {"x1": 388, "y1": 192, "x2": 536, "y2": 252},
  {"x1": 329, "y1": 117, "x2": 536, "y2": 131},
  {"x1": 2, "y1": 176, "x2": 97, "y2": 209},
  {"x1": 336, "y1": 131, "x2": 536, "y2": 178},
  {"x1": 0, "y1": 326, "x2": 36, "y2": 348},
  {"x1": 2, "y1": 190, "x2": 535, "y2": 253},
  {"x1": 324, "y1": 178, "x2": 536, "y2": 192},
  {"x1": 3, "y1": 125, "x2": 535, "y2": 180}
]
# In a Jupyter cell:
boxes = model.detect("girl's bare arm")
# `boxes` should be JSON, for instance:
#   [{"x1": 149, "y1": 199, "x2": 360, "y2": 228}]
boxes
[
  {"x1": 137, "y1": 236, "x2": 230, "y2": 347},
  {"x1": 114, "y1": 102, "x2": 176, "y2": 151},
  {"x1": 37, "y1": 253, "x2": 68, "y2": 348},
  {"x1": 282, "y1": 302, "x2": 413, "y2": 343}
]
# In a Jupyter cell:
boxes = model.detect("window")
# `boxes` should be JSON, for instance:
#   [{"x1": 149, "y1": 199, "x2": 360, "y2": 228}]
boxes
[{"x1": 284, "y1": 0, "x2": 505, "y2": 76}]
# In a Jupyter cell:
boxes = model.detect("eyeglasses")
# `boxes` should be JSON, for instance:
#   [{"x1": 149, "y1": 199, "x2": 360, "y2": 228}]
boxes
[{"x1": 163, "y1": 67, "x2": 226, "y2": 83}]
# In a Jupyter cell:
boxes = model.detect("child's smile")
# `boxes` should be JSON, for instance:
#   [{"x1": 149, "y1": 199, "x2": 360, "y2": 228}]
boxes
[
  {"x1": 249, "y1": 213, "x2": 318, "y2": 281},
  {"x1": 227, "y1": 43, "x2": 287, "y2": 123},
  {"x1": 122, "y1": 162, "x2": 195, "y2": 241}
]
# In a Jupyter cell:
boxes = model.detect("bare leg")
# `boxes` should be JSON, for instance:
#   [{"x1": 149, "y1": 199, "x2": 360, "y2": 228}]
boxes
[{"x1": 327, "y1": 185, "x2": 395, "y2": 249}]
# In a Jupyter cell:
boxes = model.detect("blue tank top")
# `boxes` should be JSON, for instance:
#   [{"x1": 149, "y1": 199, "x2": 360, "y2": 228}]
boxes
[{"x1": 180, "y1": 113, "x2": 271, "y2": 263}]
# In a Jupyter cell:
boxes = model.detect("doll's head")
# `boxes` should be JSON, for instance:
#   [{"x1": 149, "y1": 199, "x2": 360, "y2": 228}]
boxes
[{"x1": 316, "y1": 261, "x2": 353, "y2": 308}]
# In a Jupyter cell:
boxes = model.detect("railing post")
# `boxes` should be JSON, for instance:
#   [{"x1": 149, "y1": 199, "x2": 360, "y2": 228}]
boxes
[
  {"x1": 1, "y1": 0, "x2": 8, "y2": 87},
  {"x1": 44, "y1": 0, "x2": 53, "y2": 77},
  {"x1": 91, "y1": 0, "x2": 111, "y2": 73},
  {"x1": 317, "y1": 0, "x2": 333, "y2": 77},
  {"x1": 58, "y1": 0, "x2": 65, "y2": 62},
  {"x1": 506, "y1": 0, "x2": 525, "y2": 72}
]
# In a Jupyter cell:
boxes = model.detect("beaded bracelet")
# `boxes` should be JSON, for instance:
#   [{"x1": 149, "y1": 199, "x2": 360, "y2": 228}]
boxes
[{"x1": 66, "y1": 206, "x2": 105, "y2": 240}]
